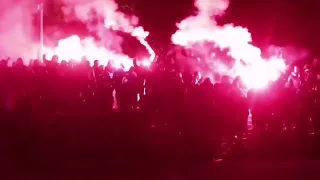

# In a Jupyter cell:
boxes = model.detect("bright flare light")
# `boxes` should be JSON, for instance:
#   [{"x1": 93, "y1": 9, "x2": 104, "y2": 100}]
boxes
[
  {"x1": 43, "y1": 0, "x2": 155, "y2": 71},
  {"x1": 171, "y1": 0, "x2": 287, "y2": 89}
]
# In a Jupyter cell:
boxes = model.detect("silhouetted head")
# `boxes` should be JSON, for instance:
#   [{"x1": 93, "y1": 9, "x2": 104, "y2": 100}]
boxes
[
  {"x1": 60, "y1": 60, "x2": 68, "y2": 66},
  {"x1": 16, "y1": 58, "x2": 24, "y2": 66},
  {"x1": 33, "y1": 59, "x2": 40, "y2": 67},
  {"x1": 93, "y1": 60, "x2": 99, "y2": 67},
  {"x1": 99, "y1": 65, "x2": 104, "y2": 71},
  {"x1": 293, "y1": 65, "x2": 299, "y2": 74},
  {"x1": 0, "y1": 60, "x2": 8, "y2": 67},
  {"x1": 51, "y1": 55, "x2": 58, "y2": 63}
]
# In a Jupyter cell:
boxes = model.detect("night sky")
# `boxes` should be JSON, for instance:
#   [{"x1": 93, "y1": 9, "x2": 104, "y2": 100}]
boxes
[
  {"x1": 45, "y1": 0, "x2": 320, "y2": 55},
  {"x1": 117, "y1": 0, "x2": 320, "y2": 53}
]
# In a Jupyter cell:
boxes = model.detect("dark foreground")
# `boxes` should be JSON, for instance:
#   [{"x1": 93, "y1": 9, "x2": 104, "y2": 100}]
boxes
[
  {"x1": 1, "y1": 112, "x2": 320, "y2": 179},
  {"x1": 3, "y1": 159, "x2": 320, "y2": 179}
]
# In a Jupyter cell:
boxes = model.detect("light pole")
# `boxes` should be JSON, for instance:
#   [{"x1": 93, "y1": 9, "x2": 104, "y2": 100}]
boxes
[{"x1": 38, "y1": 2, "x2": 44, "y2": 61}]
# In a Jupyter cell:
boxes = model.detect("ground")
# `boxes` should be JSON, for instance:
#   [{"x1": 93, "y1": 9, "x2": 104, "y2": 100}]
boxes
[
  {"x1": 4, "y1": 159, "x2": 320, "y2": 179},
  {"x1": 0, "y1": 113, "x2": 319, "y2": 179}
]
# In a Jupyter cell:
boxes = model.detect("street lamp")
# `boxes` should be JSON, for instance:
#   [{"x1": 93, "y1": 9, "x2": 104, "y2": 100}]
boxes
[{"x1": 37, "y1": 2, "x2": 44, "y2": 61}]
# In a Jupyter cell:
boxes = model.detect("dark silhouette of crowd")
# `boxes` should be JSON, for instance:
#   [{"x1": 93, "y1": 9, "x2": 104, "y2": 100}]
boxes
[{"x1": 1, "y1": 54, "x2": 320, "y2": 171}]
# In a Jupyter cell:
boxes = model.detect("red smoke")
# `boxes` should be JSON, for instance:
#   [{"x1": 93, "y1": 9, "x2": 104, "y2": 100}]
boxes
[
  {"x1": 171, "y1": 0, "x2": 287, "y2": 89},
  {"x1": 0, "y1": 0, "x2": 155, "y2": 70}
]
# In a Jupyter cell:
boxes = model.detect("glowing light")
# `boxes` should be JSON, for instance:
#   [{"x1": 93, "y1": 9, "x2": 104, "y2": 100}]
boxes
[
  {"x1": 171, "y1": 0, "x2": 287, "y2": 89},
  {"x1": 42, "y1": 0, "x2": 155, "y2": 71}
]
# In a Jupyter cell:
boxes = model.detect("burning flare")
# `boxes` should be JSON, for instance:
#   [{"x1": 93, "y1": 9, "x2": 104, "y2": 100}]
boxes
[{"x1": 43, "y1": 0, "x2": 155, "y2": 70}]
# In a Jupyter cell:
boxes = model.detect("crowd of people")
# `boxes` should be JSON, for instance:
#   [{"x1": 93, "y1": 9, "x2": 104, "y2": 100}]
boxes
[{"x1": 1, "y1": 54, "x2": 320, "y2": 159}]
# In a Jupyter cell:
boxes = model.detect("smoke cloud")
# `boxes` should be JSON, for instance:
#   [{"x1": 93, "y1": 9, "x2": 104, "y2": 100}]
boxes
[
  {"x1": 61, "y1": 0, "x2": 139, "y2": 53},
  {"x1": 0, "y1": 0, "x2": 39, "y2": 64}
]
